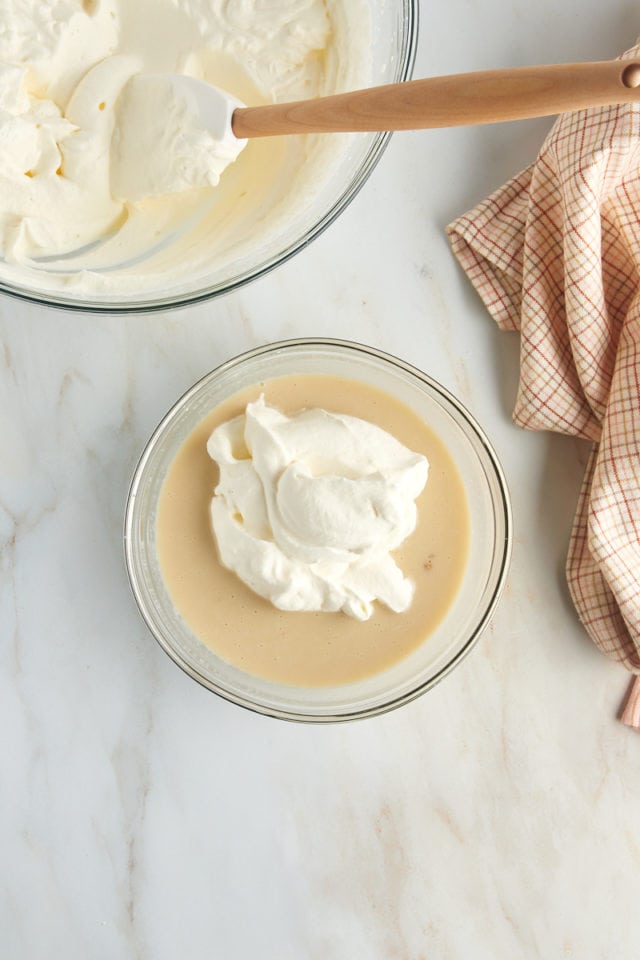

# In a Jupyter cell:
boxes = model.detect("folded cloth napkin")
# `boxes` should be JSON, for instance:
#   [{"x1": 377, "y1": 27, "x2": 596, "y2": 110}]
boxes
[{"x1": 446, "y1": 42, "x2": 640, "y2": 728}]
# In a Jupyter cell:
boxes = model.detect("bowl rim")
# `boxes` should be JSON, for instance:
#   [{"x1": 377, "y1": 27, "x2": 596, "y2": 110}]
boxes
[
  {"x1": 0, "y1": 0, "x2": 420, "y2": 315},
  {"x1": 124, "y1": 337, "x2": 513, "y2": 723}
]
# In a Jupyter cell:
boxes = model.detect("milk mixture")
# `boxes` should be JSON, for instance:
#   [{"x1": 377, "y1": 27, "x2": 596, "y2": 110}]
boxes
[
  {"x1": 156, "y1": 376, "x2": 471, "y2": 687},
  {"x1": 0, "y1": 0, "x2": 368, "y2": 297}
]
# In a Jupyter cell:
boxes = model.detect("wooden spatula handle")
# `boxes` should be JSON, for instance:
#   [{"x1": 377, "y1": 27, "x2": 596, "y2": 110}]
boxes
[{"x1": 232, "y1": 60, "x2": 640, "y2": 139}]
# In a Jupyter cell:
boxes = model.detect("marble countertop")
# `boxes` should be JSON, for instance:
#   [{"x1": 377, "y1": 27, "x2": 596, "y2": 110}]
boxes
[{"x1": 3, "y1": 3, "x2": 640, "y2": 957}]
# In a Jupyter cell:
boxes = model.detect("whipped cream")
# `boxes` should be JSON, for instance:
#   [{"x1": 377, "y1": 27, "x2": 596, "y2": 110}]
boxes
[
  {"x1": 207, "y1": 397, "x2": 429, "y2": 621},
  {"x1": 111, "y1": 75, "x2": 246, "y2": 202},
  {"x1": 0, "y1": 0, "x2": 369, "y2": 297}
]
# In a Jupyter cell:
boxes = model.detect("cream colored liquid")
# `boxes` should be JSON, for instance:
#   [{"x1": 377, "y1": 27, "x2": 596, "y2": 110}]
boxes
[{"x1": 156, "y1": 375, "x2": 470, "y2": 687}]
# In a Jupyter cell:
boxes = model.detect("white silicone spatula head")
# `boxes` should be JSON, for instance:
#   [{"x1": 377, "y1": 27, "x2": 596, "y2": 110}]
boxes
[{"x1": 111, "y1": 74, "x2": 247, "y2": 202}]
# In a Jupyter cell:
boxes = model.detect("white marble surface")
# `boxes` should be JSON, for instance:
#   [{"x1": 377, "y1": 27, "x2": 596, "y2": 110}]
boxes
[{"x1": 3, "y1": 3, "x2": 640, "y2": 958}]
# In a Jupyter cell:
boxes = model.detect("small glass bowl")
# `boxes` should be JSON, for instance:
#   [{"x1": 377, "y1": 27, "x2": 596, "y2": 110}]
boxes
[
  {"x1": 125, "y1": 338, "x2": 512, "y2": 722},
  {"x1": 0, "y1": 0, "x2": 418, "y2": 314}
]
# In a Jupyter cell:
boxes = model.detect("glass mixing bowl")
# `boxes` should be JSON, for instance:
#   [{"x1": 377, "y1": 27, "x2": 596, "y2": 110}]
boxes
[
  {"x1": 0, "y1": 0, "x2": 418, "y2": 314},
  {"x1": 125, "y1": 339, "x2": 512, "y2": 721}
]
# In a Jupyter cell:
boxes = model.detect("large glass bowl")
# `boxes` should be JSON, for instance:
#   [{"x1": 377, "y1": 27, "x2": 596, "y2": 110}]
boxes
[
  {"x1": 0, "y1": 1, "x2": 418, "y2": 314},
  {"x1": 124, "y1": 338, "x2": 512, "y2": 721}
]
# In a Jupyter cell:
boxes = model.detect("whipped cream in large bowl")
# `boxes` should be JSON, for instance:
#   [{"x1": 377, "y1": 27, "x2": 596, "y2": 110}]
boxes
[
  {"x1": 0, "y1": 0, "x2": 417, "y2": 311},
  {"x1": 125, "y1": 339, "x2": 512, "y2": 721}
]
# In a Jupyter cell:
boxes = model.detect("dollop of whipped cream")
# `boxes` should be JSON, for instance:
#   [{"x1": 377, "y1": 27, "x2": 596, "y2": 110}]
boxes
[{"x1": 207, "y1": 397, "x2": 429, "y2": 620}]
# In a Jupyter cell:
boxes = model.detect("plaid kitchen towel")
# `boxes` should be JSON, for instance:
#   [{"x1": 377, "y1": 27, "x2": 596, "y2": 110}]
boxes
[{"x1": 446, "y1": 43, "x2": 640, "y2": 728}]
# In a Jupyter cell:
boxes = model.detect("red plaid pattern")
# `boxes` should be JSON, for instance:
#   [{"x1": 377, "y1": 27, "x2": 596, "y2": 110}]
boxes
[{"x1": 447, "y1": 44, "x2": 640, "y2": 728}]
